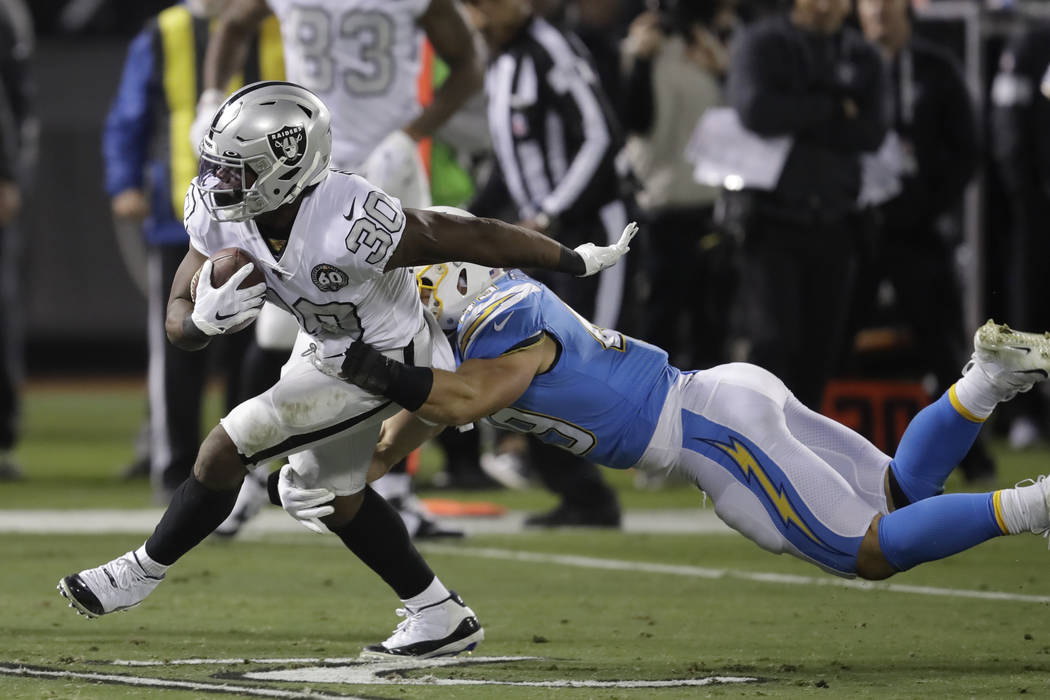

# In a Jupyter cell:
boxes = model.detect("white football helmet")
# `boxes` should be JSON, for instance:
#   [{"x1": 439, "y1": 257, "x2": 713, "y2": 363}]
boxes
[
  {"x1": 196, "y1": 81, "x2": 331, "y2": 222},
  {"x1": 415, "y1": 206, "x2": 505, "y2": 332}
]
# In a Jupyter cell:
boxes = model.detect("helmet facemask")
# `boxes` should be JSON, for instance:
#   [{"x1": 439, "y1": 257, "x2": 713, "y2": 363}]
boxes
[
  {"x1": 416, "y1": 262, "x2": 504, "y2": 332},
  {"x1": 194, "y1": 81, "x2": 332, "y2": 223}
]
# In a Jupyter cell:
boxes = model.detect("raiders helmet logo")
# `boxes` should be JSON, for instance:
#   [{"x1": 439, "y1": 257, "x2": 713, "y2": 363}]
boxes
[
  {"x1": 267, "y1": 125, "x2": 306, "y2": 166},
  {"x1": 311, "y1": 263, "x2": 349, "y2": 292}
]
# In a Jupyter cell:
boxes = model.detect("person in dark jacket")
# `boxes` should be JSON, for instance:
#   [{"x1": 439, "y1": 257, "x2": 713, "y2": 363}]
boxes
[
  {"x1": 988, "y1": 20, "x2": 1050, "y2": 449},
  {"x1": 856, "y1": 0, "x2": 994, "y2": 483},
  {"x1": 723, "y1": 0, "x2": 886, "y2": 409},
  {"x1": 0, "y1": 0, "x2": 33, "y2": 481}
]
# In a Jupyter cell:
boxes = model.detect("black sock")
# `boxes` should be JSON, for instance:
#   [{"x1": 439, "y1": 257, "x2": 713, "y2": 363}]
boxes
[
  {"x1": 267, "y1": 468, "x2": 281, "y2": 506},
  {"x1": 145, "y1": 474, "x2": 240, "y2": 565},
  {"x1": 332, "y1": 486, "x2": 434, "y2": 599}
]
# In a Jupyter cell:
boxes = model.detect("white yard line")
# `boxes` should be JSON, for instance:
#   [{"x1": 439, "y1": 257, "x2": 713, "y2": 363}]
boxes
[
  {"x1": 7, "y1": 508, "x2": 1048, "y2": 604},
  {"x1": 420, "y1": 544, "x2": 1050, "y2": 605},
  {"x1": 0, "y1": 664, "x2": 355, "y2": 699},
  {"x1": 0, "y1": 507, "x2": 734, "y2": 535}
]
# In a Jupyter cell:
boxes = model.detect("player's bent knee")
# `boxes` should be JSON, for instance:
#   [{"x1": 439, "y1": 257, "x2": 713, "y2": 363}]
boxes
[
  {"x1": 193, "y1": 425, "x2": 249, "y2": 490},
  {"x1": 855, "y1": 515, "x2": 897, "y2": 580},
  {"x1": 320, "y1": 490, "x2": 366, "y2": 530}
]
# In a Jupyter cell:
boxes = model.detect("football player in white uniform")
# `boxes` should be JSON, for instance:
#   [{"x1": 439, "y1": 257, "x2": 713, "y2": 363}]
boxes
[
  {"x1": 58, "y1": 82, "x2": 633, "y2": 658},
  {"x1": 308, "y1": 237, "x2": 1050, "y2": 586},
  {"x1": 194, "y1": 0, "x2": 485, "y2": 535}
]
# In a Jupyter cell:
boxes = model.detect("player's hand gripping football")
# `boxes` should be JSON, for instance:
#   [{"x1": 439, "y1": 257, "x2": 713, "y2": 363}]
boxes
[
  {"x1": 277, "y1": 464, "x2": 335, "y2": 534},
  {"x1": 573, "y1": 221, "x2": 638, "y2": 277},
  {"x1": 190, "y1": 259, "x2": 267, "y2": 336}
]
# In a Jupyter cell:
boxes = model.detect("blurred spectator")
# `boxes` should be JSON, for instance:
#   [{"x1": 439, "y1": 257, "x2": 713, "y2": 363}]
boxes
[
  {"x1": 621, "y1": 0, "x2": 736, "y2": 369},
  {"x1": 856, "y1": 0, "x2": 994, "y2": 482},
  {"x1": 989, "y1": 20, "x2": 1050, "y2": 448},
  {"x1": 0, "y1": 0, "x2": 33, "y2": 481},
  {"x1": 722, "y1": 0, "x2": 886, "y2": 408},
  {"x1": 102, "y1": 0, "x2": 283, "y2": 501},
  {"x1": 466, "y1": 0, "x2": 623, "y2": 528}
]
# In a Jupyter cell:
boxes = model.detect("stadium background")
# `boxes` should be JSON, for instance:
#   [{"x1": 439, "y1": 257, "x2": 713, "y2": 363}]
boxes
[
  {"x1": 5, "y1": 1, "x2": 1050, "y2": 697},
  {"x1": 12, "y1": 0, "x2": 1050, "y2": 372}
]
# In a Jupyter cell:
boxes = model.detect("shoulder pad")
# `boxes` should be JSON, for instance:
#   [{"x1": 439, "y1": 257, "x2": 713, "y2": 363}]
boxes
[{"x1": 458, "y1": 281, "x2": 544, "y2": 360}]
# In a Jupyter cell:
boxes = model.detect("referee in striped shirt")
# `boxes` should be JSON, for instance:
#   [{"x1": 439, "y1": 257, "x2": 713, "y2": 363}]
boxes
[
  {"x1": 465, "y1": 0, "x2": 625, "y2": 529},
  {"x1": 468, "y1": 0, "x2": 631, "y2": 332}
]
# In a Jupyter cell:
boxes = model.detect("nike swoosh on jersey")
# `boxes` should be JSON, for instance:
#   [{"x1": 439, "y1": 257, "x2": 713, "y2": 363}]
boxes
[
  {"x1": 215, "y1": 310, "x2": 239, "y2": 320},
  {"x1": 342, "y1": 197, "x2": 358, "y2": 222},
  {"x1": 493, "y1": 311, "x2": 515, "y2": 332}
]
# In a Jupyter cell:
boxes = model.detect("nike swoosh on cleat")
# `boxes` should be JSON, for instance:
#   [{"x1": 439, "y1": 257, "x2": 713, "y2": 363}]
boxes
[{"x1": 1008, "y1": 346, "x2": 1032, "y2": 354}]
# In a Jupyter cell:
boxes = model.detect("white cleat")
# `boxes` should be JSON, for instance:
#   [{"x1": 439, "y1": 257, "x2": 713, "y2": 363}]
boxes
[
  {"x1": 361, "y1": 591, "x2": 484, "y2": 659},
  {"x1": 966, "y1": 320, "x2": 1050, "y2": 400},
  {"x1": 57, "y1": 551, "x2": 163, "y2": 619}
]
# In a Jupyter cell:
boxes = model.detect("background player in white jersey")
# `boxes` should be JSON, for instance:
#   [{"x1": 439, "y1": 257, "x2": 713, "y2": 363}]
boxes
[
  {"x1": 193, "y1": 0, "x2": 485, "y2": 534},
  {"x1": 194, "y1": 0, "x2": 482, "y2": 200},
  {"x1": 57, "y1": 83, "x2": 633, "y2": 657},
  {"x1": 307, "y1": 238, "x2": 1050, "y2": 584}
]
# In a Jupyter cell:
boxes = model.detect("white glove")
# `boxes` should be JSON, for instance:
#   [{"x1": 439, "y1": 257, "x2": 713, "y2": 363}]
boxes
[
  {"x1": 190, "y1": 88, "x2": 225, "y2": 153},
  {"x1": 573, "y1": 221, "x2": 638, "y2": 277},
  {"x1": 190, "y1": 259, "x2": 267, "y2": 336},
  {"x1": 277, "y1": 464, "x2": 335, "y2": 534}
]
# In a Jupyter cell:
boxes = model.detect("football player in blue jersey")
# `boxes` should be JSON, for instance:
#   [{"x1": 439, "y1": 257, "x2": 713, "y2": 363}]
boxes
[{"x1": 290, "y1": 214, "x2": 1050, "y2": 582}]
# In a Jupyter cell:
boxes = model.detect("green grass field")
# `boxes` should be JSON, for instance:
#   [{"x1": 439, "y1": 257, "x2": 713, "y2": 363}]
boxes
[{"x1": 3, "y1": 382, "x2": 1050, "y2": 698}]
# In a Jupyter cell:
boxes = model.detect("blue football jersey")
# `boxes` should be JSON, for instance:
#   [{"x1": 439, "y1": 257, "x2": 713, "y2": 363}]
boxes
[{"x1": 456, "y1": 271, "x2": 679, "y2": 468}]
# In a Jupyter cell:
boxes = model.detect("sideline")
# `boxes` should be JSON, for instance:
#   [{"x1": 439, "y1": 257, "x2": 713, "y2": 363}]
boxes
[{"x1": 0, "y1": 507, "x2": 734, "y2": 535}]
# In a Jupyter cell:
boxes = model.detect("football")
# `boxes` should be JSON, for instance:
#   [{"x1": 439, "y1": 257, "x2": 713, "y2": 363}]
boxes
[
  {"x1": 190, "y1": 247, "x2": 266, "y2": 303},
  {"x1": 190, "y1": 248, "x2": 266, "y2": 334}
]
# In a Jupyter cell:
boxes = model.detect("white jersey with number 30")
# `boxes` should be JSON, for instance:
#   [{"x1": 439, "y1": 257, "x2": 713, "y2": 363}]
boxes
[
  {"x1": 184, "y1": 170, "x2": 424, "y2": 357},
  {"x1": 266, "y1": 0, "x2": 430, "y2": 169}
]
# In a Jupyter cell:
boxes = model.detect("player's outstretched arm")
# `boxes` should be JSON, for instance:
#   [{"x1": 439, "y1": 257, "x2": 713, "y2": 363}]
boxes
[
  {"x1": 390, "y1": 209, "x2": 636, "y2": 277},
  {"x1": 405, "y1": 0, "x2": 484, "y2": 141},
  {"x1": 332, "y1": 335, "x2": 551, "y2": 424},
  {"x1": 166, "y1": 247, "x2": 212, "y2": 351},
  {"x1": 367, "y1": 411, "x2": 446, "y2": 483},
  {"x1": 190, "y1": 0, "x2": 270, "y2": 148}
]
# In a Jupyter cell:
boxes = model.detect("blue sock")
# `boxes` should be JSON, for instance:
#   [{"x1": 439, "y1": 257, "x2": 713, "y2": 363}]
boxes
[
  {"x1": 889, "y1": 390, "x2": 984, "y2": 503},
  {"x1": 878, "y1": 493, "x2": 1004, "y2": 571}
]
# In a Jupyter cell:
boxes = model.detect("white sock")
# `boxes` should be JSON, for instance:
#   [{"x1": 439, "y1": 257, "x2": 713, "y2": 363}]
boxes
[
  {"x1": 952, "y1": 368, "x2": 1006, "y2": 420},
  {"x1": 402, "y1": 576, "x2": 450, "y2": 610},
  {"x1": 135, "y1": 545, "x2": 169, "y2": 578},
  {"x1": 996, "y1": 483, "x2": 1050, "y2": 535}
]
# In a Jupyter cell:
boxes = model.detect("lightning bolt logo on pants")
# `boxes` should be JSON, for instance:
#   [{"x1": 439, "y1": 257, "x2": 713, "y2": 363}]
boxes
[{"x1": 700, "y1": 436, "x2": 823, "y2": 547}]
